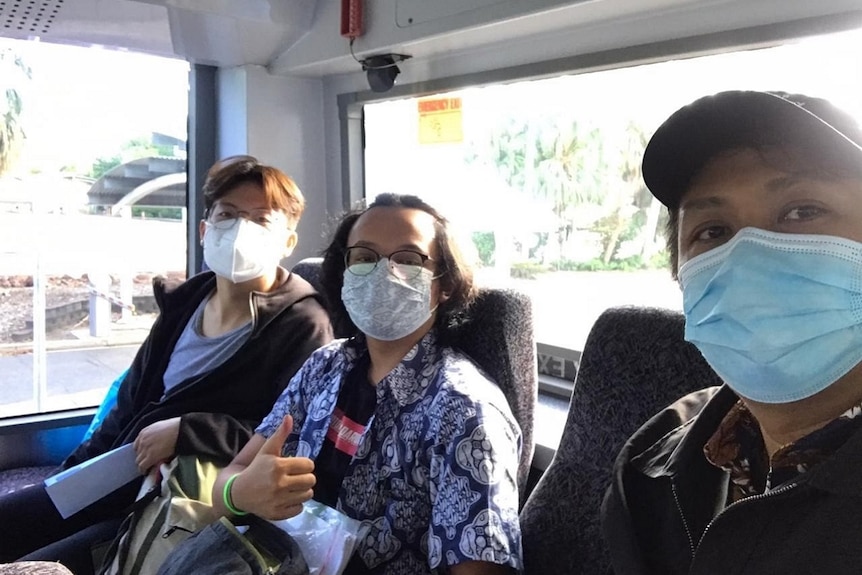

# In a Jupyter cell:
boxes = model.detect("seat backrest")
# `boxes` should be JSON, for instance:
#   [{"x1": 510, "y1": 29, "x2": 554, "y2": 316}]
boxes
[
  {"x1": 519, "y1": 306, "x2": 722, "y2": 575},
  {"x1": 290, "y1": 257, "x2": 353, "y2": 338},
  {"x1": 290, "y1": 258, "x2": 538, "y2": 497},
  {"x1": 290, "y1": 257, "x2": 324, "y2": 293}
]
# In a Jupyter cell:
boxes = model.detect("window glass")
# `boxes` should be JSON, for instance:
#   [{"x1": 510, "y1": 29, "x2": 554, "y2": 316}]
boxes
[
  {"x1": 0, "y1": 39, "x2": 188, "y2": 417},
  {"x1": 364, "y1": 29, "x2": 862, "y2": 359}
]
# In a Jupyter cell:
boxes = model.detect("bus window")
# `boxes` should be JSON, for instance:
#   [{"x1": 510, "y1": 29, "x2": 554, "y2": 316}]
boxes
[
  {"x1": 363, "y1": 27, "x2": 862, "y2": 390},
  {"x1": 0, "y1": 38, "x2": 188, "y2": 417}
]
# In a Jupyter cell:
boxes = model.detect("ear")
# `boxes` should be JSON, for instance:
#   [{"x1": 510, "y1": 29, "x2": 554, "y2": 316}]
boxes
[
  {"x1": 282, "y1": 230, "x2": 298, "y2": 257},
  {"x1": 198, "y1": 220, "x2": 207, "y2": 246},
  {"x1": 438, "y1": 289, "x2": 451, "y2": 305}
]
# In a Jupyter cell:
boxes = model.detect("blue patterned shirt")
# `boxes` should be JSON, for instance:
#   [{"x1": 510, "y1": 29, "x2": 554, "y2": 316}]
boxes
[{"x1": 256, "y1": 330, "x2": 523, "y2": 574}]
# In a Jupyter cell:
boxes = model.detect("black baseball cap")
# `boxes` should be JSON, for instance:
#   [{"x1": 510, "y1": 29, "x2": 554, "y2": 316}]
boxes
[{"x1": 642, "y1": 90, "x2": 862, "y2": 209}]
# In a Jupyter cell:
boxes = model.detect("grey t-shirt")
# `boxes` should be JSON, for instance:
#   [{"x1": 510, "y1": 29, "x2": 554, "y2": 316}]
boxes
[{"x1": 161, "y1": 293, "x2": 253, "y2": 396}]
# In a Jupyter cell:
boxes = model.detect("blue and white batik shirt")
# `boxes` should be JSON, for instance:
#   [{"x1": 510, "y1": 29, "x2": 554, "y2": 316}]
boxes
[{"x1": 256, "y1": 330, "x2": 523, "y2": 574}]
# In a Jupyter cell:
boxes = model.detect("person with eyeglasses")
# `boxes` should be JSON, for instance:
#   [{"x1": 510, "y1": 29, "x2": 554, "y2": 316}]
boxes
[
  {"x1": 202, "y1": 193, "x2": 523, "y2": 574},
  {"x1": 0, "y1": 156, "x2": 333, "y2": 573}
]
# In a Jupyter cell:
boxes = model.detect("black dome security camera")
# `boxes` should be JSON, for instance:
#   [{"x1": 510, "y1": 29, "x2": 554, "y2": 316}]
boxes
[{"x1": 361, "y1": 53, "x2": 411, "y2": 93}]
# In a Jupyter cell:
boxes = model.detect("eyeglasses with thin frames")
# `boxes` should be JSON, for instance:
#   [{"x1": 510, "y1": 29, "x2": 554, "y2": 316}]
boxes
[
  {"x1": 345, "y1": 245, "x2": 434, "y2": 280},
  {"x1": 207, "y1": 205, "x2": 286, "y2": 231}
]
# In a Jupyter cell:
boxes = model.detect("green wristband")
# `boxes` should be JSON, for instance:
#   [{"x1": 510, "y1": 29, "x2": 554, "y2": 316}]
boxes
[{"x1": 223, "y1": 473, "x2": 249, "y2": 516}]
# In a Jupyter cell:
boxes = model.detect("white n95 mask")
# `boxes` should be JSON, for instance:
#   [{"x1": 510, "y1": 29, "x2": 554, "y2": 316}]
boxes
[{"x1": 203, "y1": 219, "x2": 287, "y2": 283}]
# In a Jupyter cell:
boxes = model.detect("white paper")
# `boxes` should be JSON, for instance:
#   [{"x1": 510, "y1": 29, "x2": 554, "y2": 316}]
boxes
[{"x1": 44, "y1": 444, "x2": 141, "y2": 518}]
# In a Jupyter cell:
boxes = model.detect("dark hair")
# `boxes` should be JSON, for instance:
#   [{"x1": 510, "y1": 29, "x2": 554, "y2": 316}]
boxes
[
  {"x1": 320, "y1": 193, "x2": 477, "y2": 337},
  {"x1": 665, "y1": 207, "x2": 681, "y2": 279},
  {"x1": 202, "y1": 155, "x2": 305, "y2": 227}
]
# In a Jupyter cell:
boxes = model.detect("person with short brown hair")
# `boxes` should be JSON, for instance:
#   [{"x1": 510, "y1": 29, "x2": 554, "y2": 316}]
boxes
[
  {"x1": 202, "y1": 155, "x2": 305, "y2": 230},
  {"x1": 0, "y1": 156, "x2": 333, "y2": 573}
]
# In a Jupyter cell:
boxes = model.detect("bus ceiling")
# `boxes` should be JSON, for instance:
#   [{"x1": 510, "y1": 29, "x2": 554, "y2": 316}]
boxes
[{"x1": 0, "y1": 0, "x2": 860, "y2": 78}]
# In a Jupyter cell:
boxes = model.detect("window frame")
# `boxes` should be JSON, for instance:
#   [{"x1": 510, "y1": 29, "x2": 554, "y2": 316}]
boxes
[
  {"x1": 0, "y1": 56, "x2": 204, "y2": 425},
  {"x1": 340, "y1": 11, "x2": 862, "y2": 398}
]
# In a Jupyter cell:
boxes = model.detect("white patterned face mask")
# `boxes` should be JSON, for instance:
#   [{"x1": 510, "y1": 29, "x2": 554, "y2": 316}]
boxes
[{"x1": 341, "y1": 263, "x2": 436, "y2": 341}]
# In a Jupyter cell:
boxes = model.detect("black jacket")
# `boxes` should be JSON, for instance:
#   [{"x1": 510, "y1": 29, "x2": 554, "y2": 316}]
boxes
[
  {"x1": 63, "y1": 270, "x2": 333, "y2": 469},
  {"x1": 602, "y1": 385, "x2": 862, "y2": 575}
]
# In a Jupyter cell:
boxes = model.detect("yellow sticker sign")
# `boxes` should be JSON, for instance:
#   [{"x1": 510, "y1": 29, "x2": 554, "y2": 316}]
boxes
[{"x1": 417, "y1": 97, "x2": 463, "y2": 144}]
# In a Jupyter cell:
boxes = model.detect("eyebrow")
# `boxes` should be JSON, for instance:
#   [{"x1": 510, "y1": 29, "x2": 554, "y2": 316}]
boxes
[
  {"x1": 680, "y1": 175, "x2": 814, "y2": 213},
  {"x1": 764, "y1": 174, "x2": 811, "y2": 193},
  {"x1": 351, "y1": 240, "x2": 428, "y2": 253},
  {"x1": 679, "y1": 195, "x2": 725, "y2": 212},
  {"x1": 213, "y1": 201, "x2": 275, "y2": 213}
]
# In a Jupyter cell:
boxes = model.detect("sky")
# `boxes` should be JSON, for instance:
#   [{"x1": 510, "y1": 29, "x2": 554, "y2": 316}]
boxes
[{"x1": 0, "y1": 37, "x2": 189, "y2": 175}]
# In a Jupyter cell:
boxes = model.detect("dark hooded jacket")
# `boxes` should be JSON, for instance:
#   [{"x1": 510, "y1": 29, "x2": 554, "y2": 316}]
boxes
[
  {"x1": 63, "y1": 269, "x2": 333, "y2": 469},
  {"x1": 602, "y1": 384, "x2": 862, "y2": 575}
]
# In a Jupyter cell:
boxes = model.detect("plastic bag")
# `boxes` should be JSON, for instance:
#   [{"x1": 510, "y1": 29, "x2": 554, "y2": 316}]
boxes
[{"x1": 269, "y1": 501, "x2": 368, "y2": 575}]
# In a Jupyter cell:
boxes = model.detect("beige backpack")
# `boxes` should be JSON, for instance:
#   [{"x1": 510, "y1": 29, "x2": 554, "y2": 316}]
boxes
[{"x1": 99, "y1": 455, "x2": 221, "y2": 575}]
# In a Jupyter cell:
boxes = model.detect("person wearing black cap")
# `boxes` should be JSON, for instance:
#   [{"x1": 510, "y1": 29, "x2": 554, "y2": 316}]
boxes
[{"x1": 601, "y1": 91, "x2": 862, "y2": 574}]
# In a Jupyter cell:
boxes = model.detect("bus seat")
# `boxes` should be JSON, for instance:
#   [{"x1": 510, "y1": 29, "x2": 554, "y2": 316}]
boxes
[
  {"x1": 519, "y1": 306, "x2": 722, "y2": 574},
  {"x1": 291, "y1": 258, "x2": 538, "y2": 497},
  {"x1": 290, "y1": 257, "x2": 324, "y2": 290},
  {"x1": 0, "y1": 368, "x2": 128, "y2": 496},
  {"x1": 290, "y1": 256, "x2": 354, "y2": 338},
  {"x1": 0, "y1": 466, "x2": 55, "y2": 496}
]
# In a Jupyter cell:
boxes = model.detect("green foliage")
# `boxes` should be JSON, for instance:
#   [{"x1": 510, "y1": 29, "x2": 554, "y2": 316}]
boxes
[
  {"x1": 90, "y1": 155, "x2": 122, "y2": 179},
  {"x1": 550, "y1": 251, "x2": 670, "y2": 272},
  {"x1": 648, "y1": 250, "x2": 670, "y2": 270},
  {"x1": 122, "y1": 137, "x2": 162, "y2": 159},
  {"x1": 471, "y1": 231, "x2": 496, "y2": 266},
  {"x1": 620, "y1": 208, "x2": 646, "y2": 243},
  {"x1": 154, "y1": 144, "x2": 175, "y2": 156},
  {"x1": 131, "y1": 206, "x2": 184, "y2": 220},
  {"x1": 461, "y1": 106, "x2": 666, "y2": 275},
  {"x1": 1, "y1": 48, "x2": 31, "y2": 175},
  {"x1": 465, "y1": 118, "x2": 529, "y2": 190},
  {"x1": 510, "y1": 261, "x2": 547, "y2": 279},
  {"x1": 88, "y1": 135, "x2": 182, "y2": 179},
  {"x1": 553, "y1": 255, "x2": 646, "y2": 272}
]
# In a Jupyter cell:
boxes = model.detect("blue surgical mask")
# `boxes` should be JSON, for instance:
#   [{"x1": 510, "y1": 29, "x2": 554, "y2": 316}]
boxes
[
  {"x1": 679, "y1": 227, "x2": 862, "y2": 404},
  {"x1": 341, "y1": 264, "x2": 435, "y2": 341}
]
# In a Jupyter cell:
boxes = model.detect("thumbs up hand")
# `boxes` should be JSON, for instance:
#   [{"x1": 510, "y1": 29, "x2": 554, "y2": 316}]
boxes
[
  {"x1": 259, "y1": 413, "x2": 297, "y2": 457},
  {"x1": 229, "y1": 415, "x2": 316, "y2": 520}
]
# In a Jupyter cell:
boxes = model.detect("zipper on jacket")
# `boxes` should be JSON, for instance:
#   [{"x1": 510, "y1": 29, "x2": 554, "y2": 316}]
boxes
[
  {"x1": 248, "y1": 290, "x2": 260, "y2": 334},
  {"x1": 670, "y1": 481, "x2": 697, "y2": 559},
  {"x1": 670, "y1": 481, "x2": 800, "y2": 560}
]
